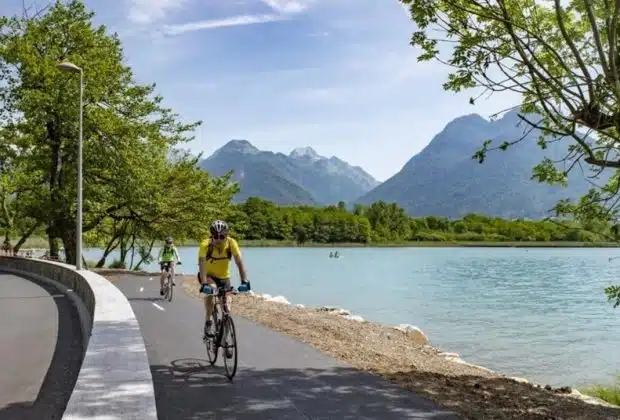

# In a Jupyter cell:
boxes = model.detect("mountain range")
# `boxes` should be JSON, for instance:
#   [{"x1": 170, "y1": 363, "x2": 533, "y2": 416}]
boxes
[
  {"x1": 198, "y1": 140, "x2": 379, "y2": 205},
  {"x1": 198, "y1": 109, "x2": 606, "y2": 218},
  {"x1": 357, "y1": 109, "x2": 604, "y2": 218}
]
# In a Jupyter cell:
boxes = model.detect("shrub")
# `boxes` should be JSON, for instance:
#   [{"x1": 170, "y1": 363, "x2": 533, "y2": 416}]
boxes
[{"x1": 108, "y1": 259, "x2": 126, "y2": 269}]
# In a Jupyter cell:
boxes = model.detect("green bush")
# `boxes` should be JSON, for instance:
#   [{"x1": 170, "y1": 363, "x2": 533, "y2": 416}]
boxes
[
  {"x1": 412, "y1": 231, "x2": 448, "y2": 241},
  {"x1": 483, "y1": 233, "x2": 509, "y2": 242},
  {"x1": 108, "y1": 259, "x2": 126, "y2": 269},
  {"x1": 454, "y1": 232, "x2": 485, "y2": 241}
]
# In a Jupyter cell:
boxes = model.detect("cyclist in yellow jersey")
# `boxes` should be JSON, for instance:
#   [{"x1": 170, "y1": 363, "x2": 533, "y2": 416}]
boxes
[{"x1": 198, "y1": 220, "x2": 248, "y2": 340}]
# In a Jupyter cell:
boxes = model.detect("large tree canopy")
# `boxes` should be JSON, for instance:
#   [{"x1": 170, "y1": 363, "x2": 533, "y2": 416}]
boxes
[
  {"x1": 0, "y1": 1, "x2": 237, "y2": 264},
  {"x1": 402, "y1": 0, "x2": 620, "y2": 218},
  {"x1": 401, "y1": 0, "x2": 620, "y2": 306}
]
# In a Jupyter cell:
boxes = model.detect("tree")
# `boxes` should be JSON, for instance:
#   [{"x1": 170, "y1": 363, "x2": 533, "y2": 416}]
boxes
[
  {"x1": 364, "y1": 201, "x2": 411, "y2": 242},
  {"x1": 0, "y1": 1, "x2": 210, "y2": 264},
  {"x1": 402, "y1": 0, "x2": 620, "y2": 306},
  {"x1": 87, "y1": 151, "x2": 239, "y2": 269},
  {"x1": 402, "y1": 0, "x2": 619, "y2": 215},
  {"x1": 0, "y1": 128, "x2": 45, "y2": 252}
]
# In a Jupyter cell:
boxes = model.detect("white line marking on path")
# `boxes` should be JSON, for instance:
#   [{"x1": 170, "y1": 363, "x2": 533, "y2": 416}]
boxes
[
  {"x1": 151, "y1": 302, "x2": 165, "y2": 311},
  {"x1": 148, "y1": 277, "x2": 153, "y2": 281},
  {"x1": 139, "y1": 287, "x2": 144, "y2": 293}
]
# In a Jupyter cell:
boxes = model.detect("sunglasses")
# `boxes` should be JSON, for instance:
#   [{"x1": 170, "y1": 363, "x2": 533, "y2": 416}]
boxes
[{"x1": 212, "y1": 233, "x2": 227, "y2": 240}]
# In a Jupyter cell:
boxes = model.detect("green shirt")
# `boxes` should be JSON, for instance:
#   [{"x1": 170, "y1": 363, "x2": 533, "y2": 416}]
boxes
[{"x1": 158, "y1": 245, "x2": 180, "y2": 263}]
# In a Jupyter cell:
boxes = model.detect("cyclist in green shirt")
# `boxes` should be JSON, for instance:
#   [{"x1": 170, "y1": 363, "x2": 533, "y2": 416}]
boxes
[{"x1": 158, "y1": 236, "x2": 181, "y2": 296}]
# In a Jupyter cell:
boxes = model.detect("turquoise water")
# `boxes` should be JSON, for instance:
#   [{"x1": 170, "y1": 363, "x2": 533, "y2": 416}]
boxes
[{"x1": 84, "y1": 246, "x2": 620, "y2": 388}]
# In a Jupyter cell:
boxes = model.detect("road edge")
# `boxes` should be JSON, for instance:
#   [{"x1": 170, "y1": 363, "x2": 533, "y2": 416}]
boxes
[{"x1": 0, "y1": 257, "x2": 157, "y2": 420}]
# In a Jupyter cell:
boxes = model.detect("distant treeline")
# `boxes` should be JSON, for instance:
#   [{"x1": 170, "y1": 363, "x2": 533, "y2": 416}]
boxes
[{"x1": 226, "y1": 197, "x2": 616, "y2": 244}]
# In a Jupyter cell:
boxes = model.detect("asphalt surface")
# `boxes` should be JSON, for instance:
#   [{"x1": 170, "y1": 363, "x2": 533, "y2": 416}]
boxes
[
  {"x1": 114, "y1": 274, "x2": 460, "y2": 420},
  {"x1": 0, "y1": 272, "x2": 83, "y2": 420}
]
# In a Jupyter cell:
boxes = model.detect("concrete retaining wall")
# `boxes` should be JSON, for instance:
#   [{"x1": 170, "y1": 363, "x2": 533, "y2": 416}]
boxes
[{"x1": 0, "y1": 257, "x2": 157, "y2": 419}]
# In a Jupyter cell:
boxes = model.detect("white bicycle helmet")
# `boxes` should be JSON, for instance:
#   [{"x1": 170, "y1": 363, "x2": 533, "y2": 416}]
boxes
[{"x1": 210, "y1": 220, "x2": 229, "y2": 236}]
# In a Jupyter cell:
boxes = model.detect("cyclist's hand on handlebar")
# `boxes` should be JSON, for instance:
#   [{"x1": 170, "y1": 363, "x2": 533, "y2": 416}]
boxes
[{"x1": 238, "y1": 279, "x2": 251, "y2": 292}]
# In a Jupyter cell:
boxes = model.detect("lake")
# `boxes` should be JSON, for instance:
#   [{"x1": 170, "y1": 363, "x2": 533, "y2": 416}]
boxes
[{"x1": 84, "y1": 246, "x2": 620, "y2": 388}]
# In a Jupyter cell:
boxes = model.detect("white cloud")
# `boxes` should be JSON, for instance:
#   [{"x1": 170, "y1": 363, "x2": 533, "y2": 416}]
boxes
[
  {"x1": 127, "y1": 0, "x2": 186, "y2": 24},
  {"x1": 261, "y1": 0, "x2": 313, "y2": 14},
  {"x1": 163, "y1": 13, "x2": 284, "y2": 36}
]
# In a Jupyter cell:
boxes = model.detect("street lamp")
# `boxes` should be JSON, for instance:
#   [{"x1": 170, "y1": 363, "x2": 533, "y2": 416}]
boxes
[{"x1": 57, "y1": 62, "x2": 84, "y2": 270}]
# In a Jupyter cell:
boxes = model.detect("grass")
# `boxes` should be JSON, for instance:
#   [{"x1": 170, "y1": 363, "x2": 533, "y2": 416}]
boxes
[{"x1": 580, "y1": 376, "x2": 620, "y2": 406}]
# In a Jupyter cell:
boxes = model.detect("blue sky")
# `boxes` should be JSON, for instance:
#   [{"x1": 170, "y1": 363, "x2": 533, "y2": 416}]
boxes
[{"x1": 3, "y1": 0, "x2": 519, "y2": 181}]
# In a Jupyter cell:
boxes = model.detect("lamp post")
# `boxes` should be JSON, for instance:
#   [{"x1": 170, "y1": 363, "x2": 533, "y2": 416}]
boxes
[{"x1": 57, "y1": 62, "x2": 84, "y2": 270}]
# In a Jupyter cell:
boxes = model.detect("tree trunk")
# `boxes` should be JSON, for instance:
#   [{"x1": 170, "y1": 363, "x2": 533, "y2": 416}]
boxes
[
  {"x1": 95, "y1": 233, "x2": 121, "y2": 268},
  {"x1": 60, "y1": 228, "x2": 76, "y2": 265},
  {"x1": 3, "y1": 231, "x2": 12, "y2": 256},
  {"x1": 129, "y1": 231, "x2": 137, "y2": 269},
  {"x1": 119, "y1": 231, "x2": 130, "y2": 266},
  {"x1": 48, "y1": 229, "x2": 59, "y2": 260},
  {"x1": 133, "y1": 239, "x2": 155, "y2": 271},
  {"x1": 13, "y1": 222, "x2": 42, "y2": 254}
]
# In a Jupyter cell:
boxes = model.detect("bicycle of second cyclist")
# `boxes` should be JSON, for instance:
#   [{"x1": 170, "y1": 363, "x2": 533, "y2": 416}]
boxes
[
  {"x1": 160, "y1": 261, "x2": 181, "y2": 302},
  {"x1": 200, "y1": 281, "x2": 250, "y2": 380}
]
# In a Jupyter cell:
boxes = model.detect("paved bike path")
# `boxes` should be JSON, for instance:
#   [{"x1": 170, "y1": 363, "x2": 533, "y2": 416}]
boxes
[
  {"x1": 114, "y1": 273, "x2": 459, "y2": 420},
  {"x1": 0, "y1": 272, "x2": 83, "y2": 419}
]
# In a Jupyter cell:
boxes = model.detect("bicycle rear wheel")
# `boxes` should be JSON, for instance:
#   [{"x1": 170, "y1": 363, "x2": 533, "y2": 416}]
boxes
[
  {"x1": 222, "y1": 315, "x2": 238, "y2": 380},
  {"x1": 205, "y1": 309, "x2": 219, "y2": 365}
]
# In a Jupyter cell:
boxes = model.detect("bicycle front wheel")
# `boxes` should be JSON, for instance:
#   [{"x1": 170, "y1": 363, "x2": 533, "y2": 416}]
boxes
[
  {"x1": 222, "y1": 315, "x2": 238, "y2": 380},
  {"x1": 205, "y1": 310, "x2": 219, "y2": 365},
  {"x1": 167, "y1": 274, "x2": 174, "y2": 302}
]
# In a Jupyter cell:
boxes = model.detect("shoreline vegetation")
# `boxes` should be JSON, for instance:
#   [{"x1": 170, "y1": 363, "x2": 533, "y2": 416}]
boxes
[
  {"x1": 216, "y1": 240, "x2": 620, "y2": 248},
  {"x1": 11, "y1": 237, "x2": 620, "y2": 252},
  {"x1": 100, "y1": 271, "x2": 615, "y2": 419},
  {"x1": 7, "y1": 198, "x2": 620, "y2": 269}
]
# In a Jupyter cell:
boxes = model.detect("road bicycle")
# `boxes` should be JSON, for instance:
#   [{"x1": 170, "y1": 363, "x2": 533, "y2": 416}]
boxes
[
  {"x1": 200, "y1": 281, "x2": 250, "y2": 380},
  {"x1": 160, "y1": 261, "x2": 181, "y2": 302}
]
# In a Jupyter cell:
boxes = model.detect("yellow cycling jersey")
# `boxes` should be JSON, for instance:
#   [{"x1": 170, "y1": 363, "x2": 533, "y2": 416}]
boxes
[{"x1": 198, "y1": 237, "x2": 241, "y2": 279}]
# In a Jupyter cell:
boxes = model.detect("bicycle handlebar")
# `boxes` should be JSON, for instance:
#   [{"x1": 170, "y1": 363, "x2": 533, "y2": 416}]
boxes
[{"x1": 199, "y1": 282, "x2": 251, "y2": 296}]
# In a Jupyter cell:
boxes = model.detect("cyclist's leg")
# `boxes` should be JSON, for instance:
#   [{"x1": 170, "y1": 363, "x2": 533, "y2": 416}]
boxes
[
  {"x1": 203, "y1": 277, "x2": 217, "y2": 336},
  {"x1": 221, "y1": 278, "x2": 233, "y2": 311},
  {"x1": 203, "y1": 294, "x2": 216, "y2": 337},
  {"x1": 159, "y1": 263, "x2": 167, "y2": 295},
  {"x1": 170, "y1": 262, "x2": 176, "y2": 285}
]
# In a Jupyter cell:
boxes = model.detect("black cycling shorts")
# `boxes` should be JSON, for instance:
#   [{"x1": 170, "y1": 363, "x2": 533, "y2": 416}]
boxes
[
  {"x1": 160, "y1": 262, "x2": 173, "y2": 271},
  {"x1": 196, "y1": 273, "x2": 231, "y2": 291}
]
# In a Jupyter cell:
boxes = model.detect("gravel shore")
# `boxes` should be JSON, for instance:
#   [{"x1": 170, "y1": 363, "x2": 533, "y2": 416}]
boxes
[{"x1": 176, "y1": 276, "x2": 620, "y2": 420}]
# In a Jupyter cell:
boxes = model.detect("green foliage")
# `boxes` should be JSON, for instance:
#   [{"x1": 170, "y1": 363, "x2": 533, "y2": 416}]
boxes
[
  {"x1": 231, "y1": 198, "x2": 620, "y2": 245},
  {"x1": 0, "y1": 1, "x2": 236, "y2": 265},
  {"x1": 605, "y1": 286, "x2": 620, "y2": 309},
  {"x1": 233, "y1": 197, "x2": 371, "y2": 244}
]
